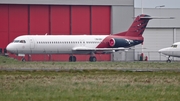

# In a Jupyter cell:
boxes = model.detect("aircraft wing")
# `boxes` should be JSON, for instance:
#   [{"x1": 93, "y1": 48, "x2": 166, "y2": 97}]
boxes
[{"x1": 72, "y1": 47, "x2": 129, "y2": 52}]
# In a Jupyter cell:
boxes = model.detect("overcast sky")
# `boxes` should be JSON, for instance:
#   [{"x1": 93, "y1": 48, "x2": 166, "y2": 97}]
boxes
[{"x1": 135, "y1": 0, "x2": 180, "y2": 8}]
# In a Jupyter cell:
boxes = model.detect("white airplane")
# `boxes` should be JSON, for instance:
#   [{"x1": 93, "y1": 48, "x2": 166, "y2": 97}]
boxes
[
  {"x1": 159, "y1": 42, "x2": 180, "y2": 62},
  {"x1": 6, "y1": 14, "x2": 153, "y2": 62}
]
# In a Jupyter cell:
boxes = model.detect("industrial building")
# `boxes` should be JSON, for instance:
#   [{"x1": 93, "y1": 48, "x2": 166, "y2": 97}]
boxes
[
  {"x1": 0, "y1": 0, "x2": 179, "y2": 61},
  {"x1": 0, "y1": 0, "x2": 134, "y2": 61}
]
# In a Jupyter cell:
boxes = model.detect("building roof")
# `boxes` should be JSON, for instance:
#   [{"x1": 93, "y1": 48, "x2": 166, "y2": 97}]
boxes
[{"x1": 0, "y1": 0, "x2": 134, "y2": 6}]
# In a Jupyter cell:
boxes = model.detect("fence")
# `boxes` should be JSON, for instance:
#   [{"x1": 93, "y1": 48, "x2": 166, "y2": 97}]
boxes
[
  {"x1": 4, "y1": 51, "x2": 180, "y2": 62},
  {"x1": 135, "y1": 51, "x2": 180, "y2": 62}
]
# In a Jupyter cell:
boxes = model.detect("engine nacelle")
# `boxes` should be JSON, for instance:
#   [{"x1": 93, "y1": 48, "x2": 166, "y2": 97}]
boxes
[
  {"x1": 109, "y1": 38, "x2": 133, "y2": 48},
  {"x1": 109, "y1": 38, "x2": 116, "y2": 47}
]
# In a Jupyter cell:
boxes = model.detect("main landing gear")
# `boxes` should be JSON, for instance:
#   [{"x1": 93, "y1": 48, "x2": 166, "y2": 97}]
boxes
[
  {"x1": 89, "y1": 56, "x2": 97, "y2": 62},
  {"x1": 166, "y1": 56, "x2": 171, "y2": 63},
  {"x1": 69, "y1": 55, "x2": 97, "y2": 62},
  {"x1": 69, "y1": 56, "x2": 76, "y2": 62},
  {"x1": 89, "y1": 52, "x2": 96, "y2": 62}
]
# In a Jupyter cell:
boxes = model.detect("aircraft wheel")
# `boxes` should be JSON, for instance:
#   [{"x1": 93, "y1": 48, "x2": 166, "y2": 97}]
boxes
[
  {"x1": 69, "y1": 56, "x2": 73, "y2": 62},
  {"x1": 89, "y1": 56, "x2": 96, "y2": 62},
  {"x1": 166, "y1": 56, "x2": 171, "y2": 63},
  {"x1": 21, "y1": 57, "x2": 26, "y2": 62},
  {"x1": 69, "y1": 56, "x2": 76, "y2": 62},
  {"x1": 72, "y1": 56, "x2": 76, "y2": 62},
  {"x1": 166, "y1": 59, "x2": 171, "y2": 63}
]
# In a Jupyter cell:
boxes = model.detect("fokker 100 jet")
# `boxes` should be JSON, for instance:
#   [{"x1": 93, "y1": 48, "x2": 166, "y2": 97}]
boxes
[{"x1": 6, "y1": 14, "x2": 153, "y2": 62}]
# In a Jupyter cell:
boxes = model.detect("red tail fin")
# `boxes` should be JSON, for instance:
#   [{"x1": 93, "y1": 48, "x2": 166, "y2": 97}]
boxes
[
  {"x1": 125, "y1": 14, "x2": 152, "y2": 37},
  {"x1": 114, "y1": 14, "x2": 173, "y2": 37}
]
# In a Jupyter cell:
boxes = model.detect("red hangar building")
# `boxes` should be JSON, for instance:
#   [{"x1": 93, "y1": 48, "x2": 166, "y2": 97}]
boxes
[{"x1": 0, "y1": 0, "x2": 134, "y2": 61}]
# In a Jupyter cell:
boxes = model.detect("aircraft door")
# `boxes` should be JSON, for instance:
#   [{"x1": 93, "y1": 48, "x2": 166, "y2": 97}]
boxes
[{"x1": 29, "y1": 38, "x2": 35, "y2": 49}]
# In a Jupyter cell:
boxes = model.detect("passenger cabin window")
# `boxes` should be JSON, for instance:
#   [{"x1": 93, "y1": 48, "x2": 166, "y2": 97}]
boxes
[{"x1": 171, "y1": 45, "x2": 177, "y2": 48}]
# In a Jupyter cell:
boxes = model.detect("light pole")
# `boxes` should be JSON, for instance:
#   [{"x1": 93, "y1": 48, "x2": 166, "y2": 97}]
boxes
[
  {"x1": 141, "y1": 0, "x2": 143, "y2": 60},
  {"x1": 155, "y1": 5, "x2": 165, "y2": 25},
  {"x1": 141, "y1": 0, "x2": 143, "y2": 14},
  {"x1": 155, "y1": 5, "x2": 165, "y2": 17},
  {"x1": 155, "y1": 5, "x2": 165, "y2": 61},
  {"x1": 155, "y1": 5, "x2": 165, "y2": 8}
]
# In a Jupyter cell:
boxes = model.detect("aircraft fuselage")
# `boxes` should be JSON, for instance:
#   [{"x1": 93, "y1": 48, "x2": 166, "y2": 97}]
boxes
[{"x1": 7, "y1": 35, "x2": 143, "y2": 55}]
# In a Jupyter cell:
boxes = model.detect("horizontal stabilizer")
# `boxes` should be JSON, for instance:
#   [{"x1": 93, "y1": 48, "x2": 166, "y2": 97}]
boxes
[{"x1": 140, "y1": 16, "x2": 175, "y2": 19}]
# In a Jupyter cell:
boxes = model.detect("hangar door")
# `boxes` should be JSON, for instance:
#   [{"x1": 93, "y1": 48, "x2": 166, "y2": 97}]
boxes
[
  {"x1": 0, "y1": 5, "x2": 111, "y2": 61},
  {"x1": 136, "y1": 28, "x2": 174, "y2": 61}
]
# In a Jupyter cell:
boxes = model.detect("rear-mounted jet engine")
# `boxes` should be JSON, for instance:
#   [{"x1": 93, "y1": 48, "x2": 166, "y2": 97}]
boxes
[{"x1": 109, "y1": 38, "x2": 135, "y2": 48}]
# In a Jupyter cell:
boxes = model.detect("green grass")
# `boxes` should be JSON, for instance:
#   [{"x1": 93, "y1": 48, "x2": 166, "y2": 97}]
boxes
[
  {"x1": 0, "y1": 71, "x2": 180, "y2": 101},
  {"x1": 0, "y1": 56, "x2": 180, "y2": 101}
]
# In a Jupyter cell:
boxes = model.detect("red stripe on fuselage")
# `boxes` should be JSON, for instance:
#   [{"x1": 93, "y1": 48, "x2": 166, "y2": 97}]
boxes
[{"x1": 96, "y1": 35, "x2": 143, "y2": 48}]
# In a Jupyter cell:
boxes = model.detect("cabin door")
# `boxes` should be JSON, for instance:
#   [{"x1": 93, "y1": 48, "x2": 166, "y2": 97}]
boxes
[{"x1": 29, "y1": 38, "x2": 35, "y2": 49}]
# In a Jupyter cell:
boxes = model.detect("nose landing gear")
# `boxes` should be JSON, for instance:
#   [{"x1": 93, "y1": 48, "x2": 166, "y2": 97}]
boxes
[
  {"x1": 21, "y1": 57, "x2": 26, "y2": 61},
  {"x1": 166, "y1": 56, "x2": 171, "y2": 63}
]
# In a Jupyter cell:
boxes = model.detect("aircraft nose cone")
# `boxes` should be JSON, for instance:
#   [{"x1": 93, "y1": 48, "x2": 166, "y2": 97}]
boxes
[
  {"x1": 158, "y1": 48, "x2": 170, "y2": 55},
  {"x1": 158, "y1": 48, "x2": 165, "y2": 53},
  {"x1": 6, "y1": 43, "x2": 15, "y2": 53}
]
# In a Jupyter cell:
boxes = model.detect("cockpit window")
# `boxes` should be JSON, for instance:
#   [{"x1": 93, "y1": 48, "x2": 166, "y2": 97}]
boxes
[
  {"x1": 13, "y1": 40, "x2": 19, "y2": 43},
  {"x1": 20, "y1": 40, "x2": 26, "y2": 43},
  {"x1": 13, "y1": 40, "x2": 26, "y2": 43},
  {"x1": 171, "y1": 45, "x2": 177, "y2": 48}
]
